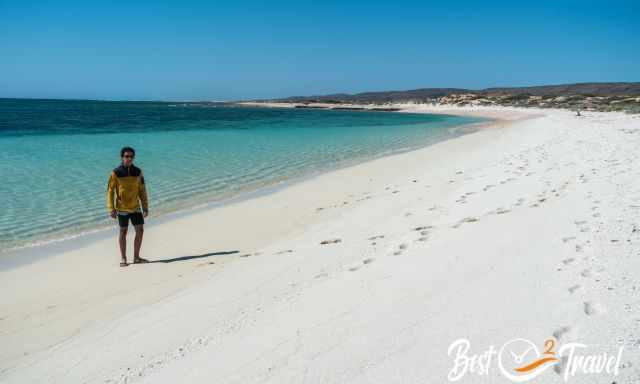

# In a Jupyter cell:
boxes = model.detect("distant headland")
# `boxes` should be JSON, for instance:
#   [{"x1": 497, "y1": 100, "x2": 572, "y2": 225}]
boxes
[{"x1": 245, "y1": 82, "x2": 640, "y2": 113}]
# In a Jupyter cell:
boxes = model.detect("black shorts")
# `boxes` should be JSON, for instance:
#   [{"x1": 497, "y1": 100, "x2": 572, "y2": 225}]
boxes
[{"x1": 117, "y1": 212, "x2": 144, "y2": 228}]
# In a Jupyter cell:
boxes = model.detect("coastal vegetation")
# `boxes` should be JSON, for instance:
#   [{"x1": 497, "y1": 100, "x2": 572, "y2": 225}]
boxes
[{"x1": 264, "y1": 82, "x2": 640, "y2": 113}]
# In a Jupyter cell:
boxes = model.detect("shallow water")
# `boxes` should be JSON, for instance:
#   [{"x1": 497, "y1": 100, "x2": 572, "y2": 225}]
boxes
[{"x1": 0, "y1": 99, "x2": 483, "y2": 251}]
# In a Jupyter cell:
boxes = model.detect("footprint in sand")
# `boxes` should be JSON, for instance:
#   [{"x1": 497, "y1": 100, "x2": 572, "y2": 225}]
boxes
[
  {"x1": 562, "y1": 257, "x2": 575, "y2": 265},
  {"x1": 562, "y1": 236, "x2": 576, "y2": 243},
  {"x1": 368, "y1": 235, "x2": 385, "y2": 241},
  {"x1": 580, "y1": 269, "x2": 592, "y2": 278},
  {"x1": 568, "y1": 285, "x2": 581, "y2": 294},
  {"x1": 620, "y1": 361, "x2": 634, "y2": 369},
  {"x1": 554, "y1": 356, "x2": 569, "y2": 375},
  {"x1": 347, "y1": 263, "x2": 361, "y2": 272},
  {"x1": 320, "y1": 238, "x2": 342, "y2": 245},
  {"x1": 314, "y1": 271, "x2": 329, "y2": 279},
  {"x1": 347, "y1": 258, "x2": 374, "y2": 271},
  {"x1": 414, "y1": 228, "x2": 431, "y2": 242},
  {"x1": 393, "y1": 243, "x2": 408, "y2": 255},
  {"x1": 553, "y1": 326, "x2": 571, "y2": 340},
  {"x1": 452, "y1": 217, "x2": 478, "y2": 228},
  {"x1": 574, "y1": 221, "x2": 590, "y2": 233},
  {"x1": 583, "y1": 301, "x2": 604, "y2": 316},
  {"x1": 494, "y1": 207, "x2": 510, "y2": 215}
]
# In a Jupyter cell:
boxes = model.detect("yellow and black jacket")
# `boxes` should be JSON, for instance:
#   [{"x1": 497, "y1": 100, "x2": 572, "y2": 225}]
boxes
[{"x1": 106, "y1": 164, "x2": 149, "y2": 213}]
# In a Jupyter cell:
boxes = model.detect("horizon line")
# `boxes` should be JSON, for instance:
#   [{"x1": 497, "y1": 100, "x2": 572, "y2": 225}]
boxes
[{"x1": 2, "y1": 81, "x2": 639, "y2": 103}]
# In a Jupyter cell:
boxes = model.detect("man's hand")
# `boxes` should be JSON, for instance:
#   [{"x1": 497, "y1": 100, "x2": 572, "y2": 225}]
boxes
[
  {"x1": 110, "y1": 209, "x2": 117, "y2": 219},
  {"x1": 143, "y1": 210, "x2": 149, "y2": 218}
]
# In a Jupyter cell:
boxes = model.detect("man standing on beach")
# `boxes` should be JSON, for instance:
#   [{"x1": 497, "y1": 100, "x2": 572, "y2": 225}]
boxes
[{"x1": 106, "y1": 147, "x2": 150, "y2": 267}]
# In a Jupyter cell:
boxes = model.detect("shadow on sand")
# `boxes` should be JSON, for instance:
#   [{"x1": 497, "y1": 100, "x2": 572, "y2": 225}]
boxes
[{"x1": 150, "y1": 250, "x2": 239, "y2": 264}]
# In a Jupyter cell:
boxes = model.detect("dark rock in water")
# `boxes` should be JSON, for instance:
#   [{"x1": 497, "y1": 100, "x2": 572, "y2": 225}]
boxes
[
  {"x1": 372, "y1": 108, "x2": 402, "y2": 111},
  {"x1": 294, "y1": 105, "x2": 328, "y2": 109}
]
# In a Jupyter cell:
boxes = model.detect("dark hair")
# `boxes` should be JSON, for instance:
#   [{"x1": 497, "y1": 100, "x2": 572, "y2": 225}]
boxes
[{"x1": 120, "y1": 146, "x2": 135, "y2": 157}]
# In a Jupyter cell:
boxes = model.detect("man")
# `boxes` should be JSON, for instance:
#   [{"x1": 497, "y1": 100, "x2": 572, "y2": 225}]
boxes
[{"x1": 106, "y1": 147, "x2": 150, "y2": 267}]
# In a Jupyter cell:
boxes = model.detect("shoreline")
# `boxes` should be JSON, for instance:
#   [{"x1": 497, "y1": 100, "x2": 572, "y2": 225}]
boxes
[
  {"x1": 236, "y1": 100, "x2": 540, "y2": 120},
  {"x1": 0, "y1": 106, "x2": 513, "y2": 370},
  {"x1": 0, "y1": 107, "x2": 490, "y2": 269},
  {"x1": 3, "y1": 105, "x2": 638, "y2": 383}
]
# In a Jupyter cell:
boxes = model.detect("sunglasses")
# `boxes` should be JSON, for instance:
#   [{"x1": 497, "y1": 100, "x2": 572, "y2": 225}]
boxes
[{"x1": 123, "y1": 155, "x2": 135, "y2": 159}]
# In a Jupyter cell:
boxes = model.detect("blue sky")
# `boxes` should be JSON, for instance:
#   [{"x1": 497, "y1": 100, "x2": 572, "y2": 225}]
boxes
[{"x1": 0, "y1": 1, "x2": 638, "y2": 101}]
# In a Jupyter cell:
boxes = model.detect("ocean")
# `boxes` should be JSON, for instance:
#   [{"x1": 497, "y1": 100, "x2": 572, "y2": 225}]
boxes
[{"x1": 0, "y1": 99, "x2": 483, "y2": 251}]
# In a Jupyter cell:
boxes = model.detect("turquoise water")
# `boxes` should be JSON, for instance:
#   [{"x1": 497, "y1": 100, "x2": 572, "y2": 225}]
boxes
[{"x1": 0, "y1": 99, "x2": 483, "y2": 251}]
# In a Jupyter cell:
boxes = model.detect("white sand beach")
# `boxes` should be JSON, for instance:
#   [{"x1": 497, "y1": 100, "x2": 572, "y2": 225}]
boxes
[{"x1": 1, "y1": 106, "x2": 639, "y2": 383}]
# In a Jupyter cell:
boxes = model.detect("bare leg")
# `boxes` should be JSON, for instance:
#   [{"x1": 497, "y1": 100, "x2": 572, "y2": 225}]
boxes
[
  {"x1": 133, "y1": 225, "x2": 144, "y2": 261},
  {"x1": 119, "y1": 227, "x2": 128, "y2": 265}
]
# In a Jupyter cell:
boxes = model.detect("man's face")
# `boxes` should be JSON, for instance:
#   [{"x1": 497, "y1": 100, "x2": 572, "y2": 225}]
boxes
[{"x1": 122, "y1": 151, "x2": 134, "y2": 166}]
